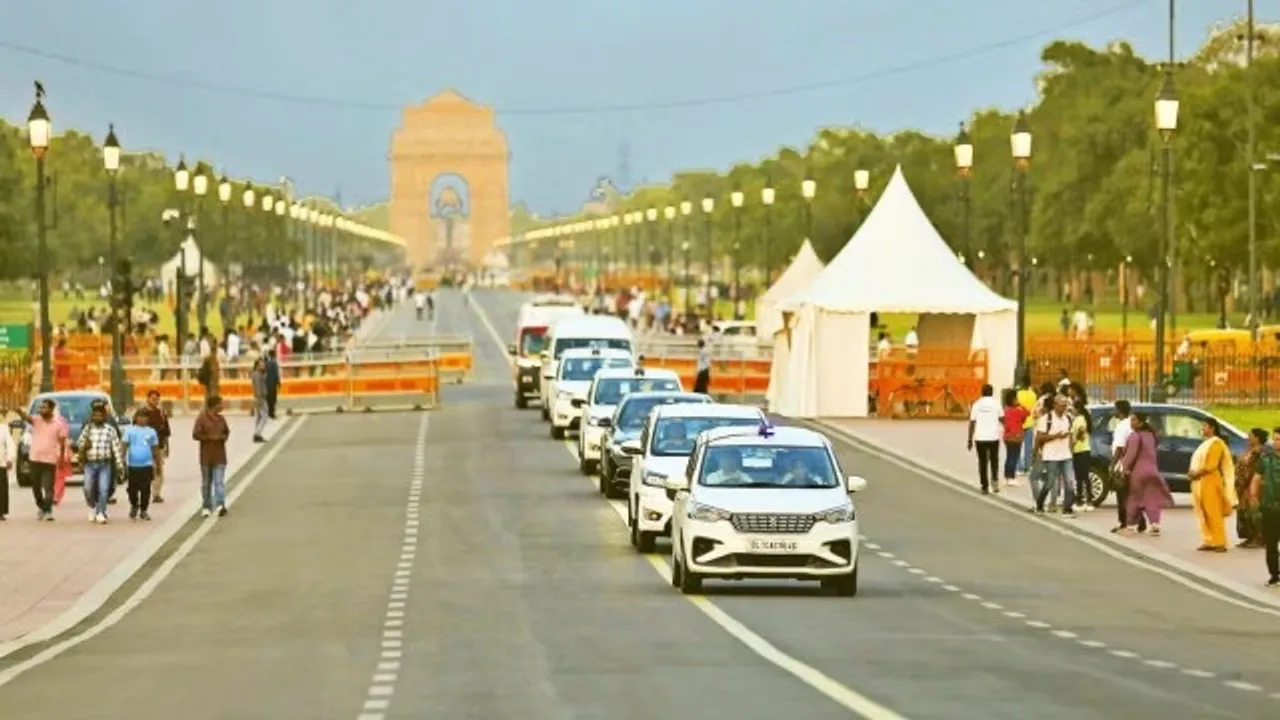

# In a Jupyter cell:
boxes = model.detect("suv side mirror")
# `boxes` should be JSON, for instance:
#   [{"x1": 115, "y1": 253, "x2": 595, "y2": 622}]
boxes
[
  {"x1": 507, "y1": 343, "x2": 517, "y2": 355},
  {"x1": 846, "y1": 475, "x2": 868, "y2": 493},
  {"x1": 597, "y1": 417, "x2": 612, "y2": 428},
  {"x1": 620, "y1": 439, "x2": 642, "y2": 456},
  {"x1": 663, "y1": 475, "x2": 690, "y2": 501}
]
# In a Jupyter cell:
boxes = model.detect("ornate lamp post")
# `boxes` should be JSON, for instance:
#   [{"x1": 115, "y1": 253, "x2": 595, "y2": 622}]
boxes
[
  {"x1": 730, "y1": 189, "x2": 744, "y2": 309},
  {"x1": 645, "y1": 208, "x2": 658, "y2": 282},
  {"x1": 192, "y1": 163, "x2": 210, "y2": 328},
  {"x1": 1121, "y1": 254, "x2": 1133, "y2": 339},
  {"x1": 241, "y1": 184, "x2": 255, "y2": 279},
  {"x1": 173, "y1": 158, "x2": 192, "y2": 345},
  {"x1": 103, "y1": 124, "x2": 125, "y2": 406},
  {"x1": 801, "y1": 173, "x2": 816, "y2": 244},
  {"x1": 854, "y1": 169, "x2": 870, "y2": 196},
  {"x1": 1152, "y1": 65, "x2": 1180, "y2": 401},
  {"x1": 217, "y1": 175, "x2": 231, "y2": 287},
  {"x1": 761, "y1": 181, "x2": 775, "y2": 283},
  {"x1": 955, "y1": 122, "x2": 974, "y2": 267},
  {"x1": 28, "y1": 87, "x2": 54, "y2": 392},
  {"x1": 700, "y1": 197, "x2": 715, "y2": 311},
  {"x1": 681, "y1": 241, "x2": 691, "y2": 314},
  {"x1": 1010, "y1": 111, "x2": 1033, "y2": 382},
  {"x1": 663, "y1": 206, "x2": 676, "y2": 294}
]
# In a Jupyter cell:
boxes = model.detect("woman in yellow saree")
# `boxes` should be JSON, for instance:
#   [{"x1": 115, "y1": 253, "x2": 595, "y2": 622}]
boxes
[{"x1": 1188, "y1": 418, "x2": 1238, "y2": 552}]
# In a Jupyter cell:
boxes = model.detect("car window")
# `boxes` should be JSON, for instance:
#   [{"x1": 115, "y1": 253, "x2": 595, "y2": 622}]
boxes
[
  {"x1": 650, "y1": 416, "x2": 761, "y2": 457},
  {"x1": 519, "y1": 328, "x2": 548, "y2": 355},
  {"x1": 616, "y1": 395, "x2": 710, "y2": 431},
  {"x1": 1162, "y1": 414, "x2": 1203, "y2": 440},
  {"x1": 560, "y1": 357, "x2": 629, "y2": 381},
  {"x1": 698, "y1": 445, "x2": 839, "y2": 488},
  {"x1": 592, "y1": 377, "x2": 681, "y2": 405},
  {"x1": 30, "y1": 396, "x2": 107, "y2": 424},
  {"x1": 553, "y1": 337, "x2": 632, "y2": 358}
]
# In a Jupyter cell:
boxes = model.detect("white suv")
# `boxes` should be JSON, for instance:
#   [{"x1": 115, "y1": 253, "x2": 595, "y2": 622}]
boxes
[
  {"x1": 628, "y1": 403, "x2": 767, "y2": 553},
  {"x1": 548, "y1": 348, "x2": 634, "y2": 439},
  {"x1": 664, "y1": 425, "x2": 867, "y2": 597},
  {"x1": 576, "y1": 366, "x2": 683, "y2": 475}
]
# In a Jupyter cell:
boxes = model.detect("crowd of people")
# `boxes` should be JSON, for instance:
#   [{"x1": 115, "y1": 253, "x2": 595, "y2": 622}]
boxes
[{"x1": 967, "y1": 376, "x2": 1280, "y2": 587}]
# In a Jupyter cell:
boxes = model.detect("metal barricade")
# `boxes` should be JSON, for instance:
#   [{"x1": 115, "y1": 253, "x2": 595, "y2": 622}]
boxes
[
  {"x1": 0, "y1": 352, "x2": 32, "y2": 414},
  {"x1": 356, "y1": 335, "x2": 474, "y2": 383}
]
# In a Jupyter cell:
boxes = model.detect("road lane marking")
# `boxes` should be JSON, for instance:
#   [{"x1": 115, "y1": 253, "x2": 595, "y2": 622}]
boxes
[
  {"x1": 356, "y1": 412, "x2": 430, "y2": 720},
  {"x1": 0, "y1": 415, "x2": 310, "y2": 687}
]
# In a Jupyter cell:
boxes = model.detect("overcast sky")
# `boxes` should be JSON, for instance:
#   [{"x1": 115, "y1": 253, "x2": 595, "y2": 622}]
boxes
[{"x1": 0, "y1": 0, "x2": 1262, "y2": 214}]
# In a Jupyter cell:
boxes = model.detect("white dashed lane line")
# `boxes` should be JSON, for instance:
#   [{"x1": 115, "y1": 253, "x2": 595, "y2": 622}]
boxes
[
  {"x1": 855, "y1": 533, "x2": 1280, "y2": 700},
  {"x1": 356, "y1": 413, "x2": 429, "y2": 720}
]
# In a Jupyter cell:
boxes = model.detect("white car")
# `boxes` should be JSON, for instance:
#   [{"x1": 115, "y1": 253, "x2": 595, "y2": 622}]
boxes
[
  {"x1": 665, "y1": 424, "x2": 867, "y2": 597},
  {"x1": 576, "y1": 366, "x2": 683, "y2": 476},
  {"x1": 548, "y1": 348, "x2": 635, "y2": 439},
  {"x1": 628, "y1": 403, "x2": 768, "y2": 553}
]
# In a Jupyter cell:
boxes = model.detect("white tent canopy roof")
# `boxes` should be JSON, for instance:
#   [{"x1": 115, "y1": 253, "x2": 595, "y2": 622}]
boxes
[
  {"x1": 779, "y1": 165, "x2": 1015, "y2": 315},
  {"x1": 755, "y1": 239, "x2": 824, "y2": 338}
]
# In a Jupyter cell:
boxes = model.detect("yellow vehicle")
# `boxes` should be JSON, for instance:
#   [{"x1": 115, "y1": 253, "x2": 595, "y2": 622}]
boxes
[
  {"x1": 1256, "y1": 325, "x2": 1280, "y2": 354},
  {"x1": 415, "y1": 272, "x2": 441, "y2": 291},
  {"x1": 1182, "y1": 329, "x2": 1252, "y2": 355}
]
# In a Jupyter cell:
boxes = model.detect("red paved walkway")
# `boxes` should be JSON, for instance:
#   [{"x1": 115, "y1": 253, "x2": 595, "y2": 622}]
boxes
[
  {"x1": 0, "y1": 415, "x2": 276, "y2": 649},
  {"x1": 823, "y1": 419, "x2": 1276, "y2": 598}
]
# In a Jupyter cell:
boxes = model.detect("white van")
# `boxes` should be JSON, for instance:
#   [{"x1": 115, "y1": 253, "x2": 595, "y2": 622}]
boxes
[
  {"x1": 509, "y1": 300, "x2": 585, "y2": 409},
  {"x1": 538, "y1": 315, "x2": 635, "y2": 420}
]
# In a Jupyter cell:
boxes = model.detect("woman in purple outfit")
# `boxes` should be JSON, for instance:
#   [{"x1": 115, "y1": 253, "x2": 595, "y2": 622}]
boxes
[{"x1": 1120, "y1": 413, "x2": 1174, "y2": 535}]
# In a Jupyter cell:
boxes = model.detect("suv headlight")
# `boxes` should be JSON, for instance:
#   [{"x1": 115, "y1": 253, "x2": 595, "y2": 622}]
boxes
[
  {"x1": 812, "y1": 505, "x2": 855, "y2": 523},
  {"x1": 556, "y1": 390, "x2": 573, "y2": 401},
  {"x1": 587, "y1": 416, "x2": 605, "y2": 427},
  {"x1": 642, "y1": 471, "x2": 667, "y2": 487},
  {"x1": 688, "y1": 502, "x2": 731, "y2": 522}
]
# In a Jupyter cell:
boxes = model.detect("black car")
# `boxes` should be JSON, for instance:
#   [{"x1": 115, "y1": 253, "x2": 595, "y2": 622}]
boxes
[
  {"x1": 9, "y1": 391, "x2": 127, "y2": 487},
  {"x1": 598, "y1": 391, "x2": 712, "y2": 498},
  {"x1": 1082, "y1": 403, "x2": 1248, "y2": 505}
]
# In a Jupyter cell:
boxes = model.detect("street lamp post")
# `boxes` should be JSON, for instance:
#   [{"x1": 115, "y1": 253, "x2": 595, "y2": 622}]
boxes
[
  {"x1": 761, "y1": 181, "x2": 775, "y2": 284},
  {"x1": 1153, "y1": 65, "x2": 1179, "y2": 402},
  {"x1": 801, "y1": 174, "x2": 816, "y2": 244},
  {"x1": 701, "y1": 197, "x2": 715, "y2": 313},
  {"x1": 28, "y1": 86, "x2": 54, "y2": 392},
  {"x1": 192, "y1": 164, "x2": 209, "y2": 329},
  {"x1": 681, "y1": 241, "x2": 691, "y2": 314},
  {"x1": 1121, "y1": 255, "x2": 1133, "y2": 339},
  {"x1": 645, "y1": 208, "x2": 658, "y2": 282},
  {"x1": 218, "y1": 175, "x2": 231, "y2": 284},
  {"x1": 955, "y1": 122, "x2": 974, "y2": 267},
  {"x1": 663, "y1": 206, "x2": 676, "y2": 295},
  {"x1": 241, "y1": 184, "x2": 255, "y2": 279},
  {"x1": 679, "y1": 202, "x2": 692, "y2": 307},
  {"x1": 103, "y1": 124, "x2": 124, "y2": 407},
  {"x1": 1010, "y1": 110, "x2": 1033, "y2": 383},
  {"x1": 730, "y1": 189, "x2": 744, "y2": 309},
  {"x1": 173, "y1": 158, "x2": 191, "y2": 346}
]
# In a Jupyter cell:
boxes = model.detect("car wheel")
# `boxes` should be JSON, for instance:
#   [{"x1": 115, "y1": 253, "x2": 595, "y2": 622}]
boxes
[
  {"x1": 541, "y1": 406, "x2": 550, "y2": 421},
  {"x1": 678, "y1": 554, "x2": 703, "y2": 595},
  {"x1": 822, "y1": 566, "x2": 858, "y2": 597},
  {"x1": 604, "y1": 481, "x2": 623, "y2": 500},
  {"x1": 1087, "y1": 463, "x2": 1111, "y2": 507},
  {"x1": 598, "y1": 473, "x2": 608, "y2": 495},
  {"x1": 670, "y1": 544, "x2": 682, "y2": 588},
  {"x1": 635, "y1": 528, "x2": 656, "y2": 554},
  {"x1": 515, "y1": 394, "x2": 528, "y2": 409},
  {"x1": 578, "y1": 456, "x2": 596, "y2": 476},
  {"x1": 628, "y1": 510, "x2": 639, "y2": 547},
  {"x1": 550, "y1": 424, "x2": 564, "y2": 440}
]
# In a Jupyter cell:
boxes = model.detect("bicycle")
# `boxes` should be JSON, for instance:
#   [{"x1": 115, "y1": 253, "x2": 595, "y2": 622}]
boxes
[{"x1": 885, "y1": 377, "x2": 971, "y2": 418}]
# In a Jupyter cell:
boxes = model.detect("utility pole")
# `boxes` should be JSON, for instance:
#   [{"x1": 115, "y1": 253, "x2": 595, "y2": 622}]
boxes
[{"x1": 1246, "y1": 0, "x2": 1259, "y2": 336}]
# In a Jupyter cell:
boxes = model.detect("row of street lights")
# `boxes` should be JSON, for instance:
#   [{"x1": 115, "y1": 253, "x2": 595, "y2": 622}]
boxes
[{"x1": 23, "y1": 83, "x2": 401, "y2": 397}]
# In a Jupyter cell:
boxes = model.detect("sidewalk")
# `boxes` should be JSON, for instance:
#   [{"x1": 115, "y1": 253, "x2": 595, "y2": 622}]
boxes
[
  {"x1": 0, "y1": 414, "x2": 281, "y2": 649},
  {"x1": 823, "y1": 419, "x2": 1271, "y2": 595}
]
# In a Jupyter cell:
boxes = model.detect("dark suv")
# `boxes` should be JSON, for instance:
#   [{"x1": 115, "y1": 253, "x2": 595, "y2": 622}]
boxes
[
  {"x1": 9, "y1": 391, "x2": 126, "y2": 487},
  {"x1": 1082, "y1": 403, "x2": 1248, "y2": 505}
]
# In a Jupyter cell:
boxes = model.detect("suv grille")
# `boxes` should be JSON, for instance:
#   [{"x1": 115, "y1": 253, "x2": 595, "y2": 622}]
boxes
[{"x1": 730, "y1": 513, "x2": 814, "y2": 534}]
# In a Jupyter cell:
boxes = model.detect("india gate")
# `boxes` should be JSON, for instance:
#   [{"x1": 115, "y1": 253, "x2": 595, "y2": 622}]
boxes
[{"x1": 389, "y1": 90, "x2": 512, "y2": 271}]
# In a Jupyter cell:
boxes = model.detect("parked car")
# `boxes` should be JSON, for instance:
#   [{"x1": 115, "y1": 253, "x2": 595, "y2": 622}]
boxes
[
  {"x1": 8, "y1": 391, "x2": 127, "y2": 488},
  {"x1": 1082, "y1": 402, "x2": 1248, "y2": 505}
]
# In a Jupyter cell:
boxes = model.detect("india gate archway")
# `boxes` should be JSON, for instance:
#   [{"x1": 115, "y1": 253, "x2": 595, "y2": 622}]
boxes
[{"x1": 390, "y1": 90, "x2": 511, "y2": 270}]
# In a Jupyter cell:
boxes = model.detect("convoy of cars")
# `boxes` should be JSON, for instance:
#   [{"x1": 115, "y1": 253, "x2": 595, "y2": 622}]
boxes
[{"x1": 508, "y1": 295, "x2": 868, "y2": 597}]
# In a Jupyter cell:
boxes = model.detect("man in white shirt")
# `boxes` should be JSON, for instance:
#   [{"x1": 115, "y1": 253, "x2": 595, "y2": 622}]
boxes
[
  {"x1": 704, "y1": 452, "x2": 752, "y2": 486},
  {"x1": 1035, "y1": 394, "x2": 1077, "y2": 517},
  {"x1": 1109, "y1": 399, "x2": 1145, "y2": 532},
  {"x1": 967, "y1": 384, "x2": 1003, "y2": 495},
  {"x1": 903, "y1": 326, "x2": 920, "y2": 356}
]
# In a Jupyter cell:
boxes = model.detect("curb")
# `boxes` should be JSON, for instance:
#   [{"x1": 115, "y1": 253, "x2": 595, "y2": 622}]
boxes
[
  {"x1": 802, "y1": 418, "x2": 1280, "y2": 615},
  {"x1": 0, "y1": 415, "x2": 298, "y2": 663}
]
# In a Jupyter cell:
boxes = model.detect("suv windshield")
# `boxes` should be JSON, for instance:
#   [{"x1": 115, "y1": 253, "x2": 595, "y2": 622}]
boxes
[
  {"x1": 553, "y1": 337, "x2": 631, "y2": 358},
  {"x1": 30, "y1": 396, "x2": 109, "y2": 424},
  {"x1": 699, "y1": 445, "x2": 838, "y2": 488},
  {"x1": 519, "y1": 327, "x2": 548, "y2": 355},
  {"x1": 560, "y1": 357, "x2": 630, "y2": 382},
  {"x1": 592, "y1": 377, "x2": 681, "y2": 405},
  {"x1": 616, "y1": 395, "x2": 710, "y2": 432},
  {"x1": 650, "y1": 417, "x2": 760, "y2": 456}
]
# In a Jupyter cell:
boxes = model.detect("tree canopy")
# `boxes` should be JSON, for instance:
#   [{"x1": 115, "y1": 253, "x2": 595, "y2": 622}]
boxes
[{"x1": 518, "y1": 23, "x2": 1280, "y2": 296}]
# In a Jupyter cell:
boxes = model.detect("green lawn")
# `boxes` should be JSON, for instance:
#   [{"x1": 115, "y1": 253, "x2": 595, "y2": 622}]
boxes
[
  {"x1": 1208, "y1": 407, "x2": 1280, "y2": 434},
  {"x1": 0, "y1": 296, "x2": 235, "y2": 344}
]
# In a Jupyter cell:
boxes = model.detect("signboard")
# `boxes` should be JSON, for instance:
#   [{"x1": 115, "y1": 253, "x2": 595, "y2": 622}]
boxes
[{"x1": 0, "y1": 324, "x2": 31, "y2": 351}]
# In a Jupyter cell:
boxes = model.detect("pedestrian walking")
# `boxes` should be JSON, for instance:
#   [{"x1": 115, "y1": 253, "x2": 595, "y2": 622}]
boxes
[
  {"x1": 76, "y1": 401, "x2": 126, "y2": 524},
  {"x1": 1188, "y1": 417, "x2": 1237, "y2": 552},
  {"x1": 139, "y1": 389, "x2": 171, "y2": 503},
  {"x1": 693, "y1": 339, "x2": 711, "y2": 394},
  {"x1": 1234, "y1": 428, "x2": 1268, "y2": 548},
  {"x1": 1109, "y1": 400, "x2": 1147, "y2": 533},
  {"x1": 27, "y1": 398, "x2": 67, "y2": 521},
  {"x1": 967, "y1": 383, "x2": 1001, "y2": 495},
  {"x1": 0, "y1": 420, "x2": 14, "y2": 520},
  {"x1": 1000, "y1": 389, "x2": 1028, "y2": 490},
  {"x1": 1249, "y1": 428, "x2": 1280, "y2": 587},
  {"x1": 193, "y1": 394, "x2": 230, "y2": 518},
  {"x1": 1117, "y1": 413, "x2": 1173, "y2": 535},
  {"x1": 250, "y1": 357, "x2": 269, "y2": 442},
  {"x1": 1015, "y1": 379, "x2": 1038, "y2": 474},
  {"x1": 265, "y1": 348, "x2": 281, "y2": 419},
  {"x1": 123, "y1": 409, "x2": 159, "y2": 521},
  {"x1": 1034, "y1": 394, "x2": 1077, "y2": 518},
  {"x1": 1070, "y1": 396, "x2": 1094, "y2": 511}
]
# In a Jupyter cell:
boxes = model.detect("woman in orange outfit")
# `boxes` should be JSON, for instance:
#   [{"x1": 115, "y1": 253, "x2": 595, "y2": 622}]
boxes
[{"x1": 1188, "y1": 418, "x2": 1238, "y2": 552}]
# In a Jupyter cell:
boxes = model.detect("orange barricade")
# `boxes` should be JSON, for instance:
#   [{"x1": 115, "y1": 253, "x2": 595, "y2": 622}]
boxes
[
  {"x1": 639, "y1": 355, "x2": 772, "y2": 400},
  {"x1": 872, "y1": 348, "x2": 988, "y2": 418}
]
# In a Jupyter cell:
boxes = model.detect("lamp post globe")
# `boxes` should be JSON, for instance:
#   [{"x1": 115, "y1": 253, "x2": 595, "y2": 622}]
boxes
[
  {"x1": 1155, "y1": 73, "x2": 1179, "y2": 141},
  {"x1": 218, "y1": 175, "x2": 232, "y2": 203},
  {"x1": 730, "y1": 190, "x2": 744, "y2": 208},
  {"x1": 103, "y1": 124, "x2": 121, "y2": 174},
  {"x1": 261, "y1": 194, "x2": 273, "y2": 212},
  {"x1": 761, "y1": 185, "x2": 775, "y2": 206},
  {"x1": 664, "y1": 206, "x2": 675, "y2": 220},
  {"x1": 1011, "y1": 110, "x2": 1033, "y2": 167},
  {"x1": 853, "y1": 170, "x2": 870, "y2": 193},
  {"x1": 174, "y1": 157, "x2": 190, "y2": 192},
  {"x1": 954, "y1": 122, "x2": 974, "y2": 175},
  {"x1": 242, "y1": 184, "x2": 255, "y2": 208},
  {"x1": 701, "y1": 197, "x2": 714, "y2": 213},
  {"x1": 646, "y1": 208, "x2": 657, "y2": 222},
  {"x1": 275, "y1": 200, "x2": 285, "y2": 216},
  {"x1": 27, "y1": 92, "x2": 51, "y2": 159},
  {"x1": 192, "y1": 164, "x2": 209, "y2": 197},
  {"x1": 801, "y1": 177, "x2": 816, "y2": 200},
  {"x1": 680, "y1": 201, "x2": 692, "y2": 216}
]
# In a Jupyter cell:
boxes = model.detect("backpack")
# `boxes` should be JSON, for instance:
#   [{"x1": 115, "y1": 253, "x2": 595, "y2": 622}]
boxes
[{"x1": 1259, "y1": 448, "x2": 1280, "y2": 511}]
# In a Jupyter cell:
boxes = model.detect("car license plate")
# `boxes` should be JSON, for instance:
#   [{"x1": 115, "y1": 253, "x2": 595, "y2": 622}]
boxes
[{"x1": 749, "y1": 538, "x2": 799, "y2": 553}]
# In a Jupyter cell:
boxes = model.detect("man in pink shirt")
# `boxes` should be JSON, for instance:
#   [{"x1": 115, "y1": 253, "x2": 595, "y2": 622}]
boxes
[{"x1": 29, "y1": 398, "x2": 69, "y2": 521}]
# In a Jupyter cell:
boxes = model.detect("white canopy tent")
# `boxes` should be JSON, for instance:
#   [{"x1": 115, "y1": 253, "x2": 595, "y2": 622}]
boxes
[
  {"x1": 159, "y1": 237, "x2": 219, "y2": 289},
  {"x1": 755, "y1": 239, "x2": 824, "y2": 339},
  {"x1": 769, "y1": 165, "x2": 1018, "y2": 418}
]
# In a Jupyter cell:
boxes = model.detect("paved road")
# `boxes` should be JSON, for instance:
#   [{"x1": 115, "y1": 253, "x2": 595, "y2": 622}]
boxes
[{"x1": 2, "y1": 287, "x2": 1277, "y2": 719}]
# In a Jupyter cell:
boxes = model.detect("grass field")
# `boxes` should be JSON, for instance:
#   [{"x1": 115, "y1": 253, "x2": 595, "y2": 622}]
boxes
[
  {"x1": 0, "y1": 295, "x2": 234, "y2": 343},
  {"x1": 1208, "y1": 407, "x2": 1280, "y2": 434}
]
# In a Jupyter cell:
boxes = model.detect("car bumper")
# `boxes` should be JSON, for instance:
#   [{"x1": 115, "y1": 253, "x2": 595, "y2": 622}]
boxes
[
  {"x1": 608, "y1": 451, "x2": 634, "y2": 482},
  {"x1": 636, "y1": 486, "x2": 673, "y2": 534},
  {"x1": 552, "y1": 400, "x2": 582, "y2": 429},
  {"x1": 682, "y1": 520, "x2": 859, "y2": 580},
  {"x1": 581, "y1": 425, "x2": 606, "y2": 460}
]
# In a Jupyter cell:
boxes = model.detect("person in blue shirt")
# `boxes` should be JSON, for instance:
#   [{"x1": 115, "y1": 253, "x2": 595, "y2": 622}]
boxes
[{"x1": 123, "y1": 408, "x2": 160, "y2": 521}]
